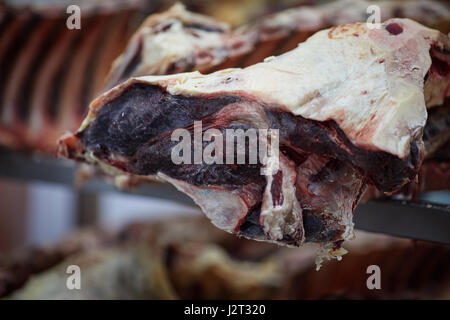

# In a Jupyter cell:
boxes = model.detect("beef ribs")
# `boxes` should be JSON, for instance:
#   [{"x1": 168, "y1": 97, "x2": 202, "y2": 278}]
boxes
[
  {"x1": 0, "y1": 1, "x2": 157, "y2": 152},
  {"x1": 59, "y1": 19, "x2": 450, "y2": 262}
]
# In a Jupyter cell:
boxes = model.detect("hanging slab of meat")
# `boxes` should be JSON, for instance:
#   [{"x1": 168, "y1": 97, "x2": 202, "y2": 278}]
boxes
[
  {"x1": 105, "y1": 1, "x2": 450, "y2": 89},
  {"x1": 103, "y1": 2, "x2": 450, "y2": 200},
  {"x1": 103, "y1": 3, "x2": 450, "y2": 196},
  {"x1": 59, "y1": 19, "x2": 450, "y2": 261}
]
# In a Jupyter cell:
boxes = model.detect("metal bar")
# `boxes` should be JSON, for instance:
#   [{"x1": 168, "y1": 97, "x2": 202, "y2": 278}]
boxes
[
  {"x1": 0, "y1": 149, "x2": 449, "y2": 243},
  {"x1": 0, "y1": 148, "x2": 194, "y2": 204},
  {"x1": 76, "y1": 190, "x2": 100, "y2": 227},
  {"x1": 354, "y1": 199, "x2": 450, "y2": 244}
]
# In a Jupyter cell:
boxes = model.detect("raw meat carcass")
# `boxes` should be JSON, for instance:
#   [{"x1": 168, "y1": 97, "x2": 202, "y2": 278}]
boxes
[
  {"x1": 104, "y1": 2, "x2": 450, "y2": 199},
  {"x1": 104, "y1": 2, "x2": 450, "y2": 202},
  {"x1": 59, "y1": 19, "x2": 450, "y2": 262}
]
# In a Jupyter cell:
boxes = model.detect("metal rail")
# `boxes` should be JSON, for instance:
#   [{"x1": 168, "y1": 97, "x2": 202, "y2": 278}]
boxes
[{"x1": 0, "y1": 149, "x2": 449, "y2": 244}]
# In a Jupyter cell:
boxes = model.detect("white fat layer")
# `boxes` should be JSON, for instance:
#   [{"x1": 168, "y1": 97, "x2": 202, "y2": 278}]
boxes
[
  {"x1": 131, "y1": 19, "x2": 442, "y2": 158},
  {"x1": 260, "y1": 153, "x2": 304, "y2": 242}
]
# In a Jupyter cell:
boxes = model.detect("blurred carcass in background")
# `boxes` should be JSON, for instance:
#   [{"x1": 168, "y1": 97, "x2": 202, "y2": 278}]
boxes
[{"x1": 1, "y1": 215, "x2": 449, "y2": 299}]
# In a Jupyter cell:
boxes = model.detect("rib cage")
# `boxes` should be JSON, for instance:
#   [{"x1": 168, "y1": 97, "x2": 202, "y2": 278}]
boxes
[{"x1": 0, "y1": 2, "x2": 156, "y2": 152}]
